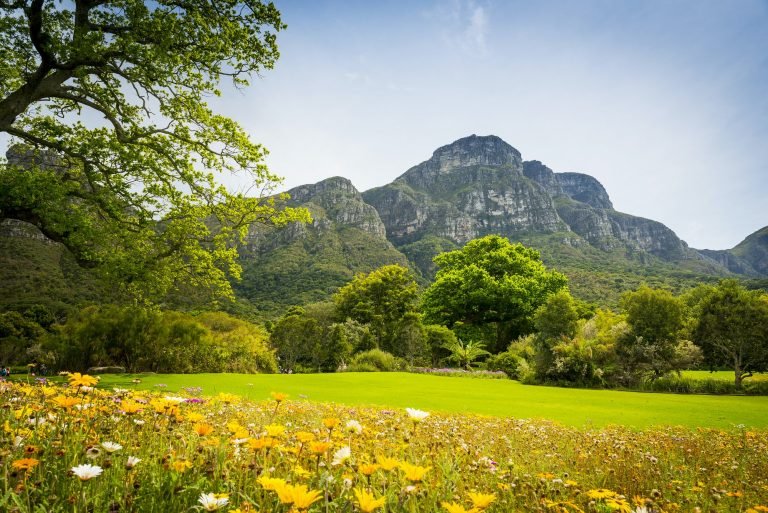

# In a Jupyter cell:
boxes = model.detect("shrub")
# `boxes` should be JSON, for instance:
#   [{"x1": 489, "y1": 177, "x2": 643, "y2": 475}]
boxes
[
  {"x1": 486, "y1": 351, "x2": 520, "y2": 379},
  {"x1": 348, "y1": 349, "x2": 400, "y2": 372}
]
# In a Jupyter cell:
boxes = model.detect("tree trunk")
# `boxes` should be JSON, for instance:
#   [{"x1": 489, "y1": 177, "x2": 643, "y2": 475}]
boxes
[{"x1": 734, "y1": 356, "x2": 743, "y2": 389}]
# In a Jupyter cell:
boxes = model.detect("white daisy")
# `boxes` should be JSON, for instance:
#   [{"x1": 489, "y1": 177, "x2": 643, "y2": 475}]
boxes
[
  {"x1": 101, "y1": 441, "x2": 123, "y2": 453},
  {"x1": 332, "y1": 445, "x2": 351, "y2": 466},
  {"x1": 405, "y1": 408, "x2": 430, "y2": 422},
  {"x1": 198, "y1": 492, "x2": 229, "y2": 511},
  {"x1": 71, "y1": 463, "x2": 103, "y2": 480}
]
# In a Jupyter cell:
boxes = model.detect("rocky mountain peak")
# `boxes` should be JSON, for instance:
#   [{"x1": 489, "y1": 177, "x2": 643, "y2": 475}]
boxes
[
  {"x1": 286, "y1": 176, "x2": 360, "y2": 204},
  {"x1": 428, "y1": 134, "x2": 522, "y2": 173},
  {"x1": 555, "y1": 172, "x2": 613, "y2": 209}
]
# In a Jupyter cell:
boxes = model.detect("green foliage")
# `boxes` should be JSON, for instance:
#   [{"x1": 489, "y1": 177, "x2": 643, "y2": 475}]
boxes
[
  {"x1": 422, "y1": 235, "x2": 568, "y2": 352},
  {"x1": 424, "y1": 324, "x2": 458, "y2": 366},
  {"x1": 347, "y1": 349, "x2": 402, "y2": 372},
  {"x1": 0, "y1": 310, "x2": 46, "y2": 365},
  {"x1": 533, "y1": 289, "x2": 579, "y2": 379},
  {"x1": 441, "y1": 339, "x2": 491, "y2": 370},
  {"x1": 485, "y1": 351, "x2": 520, "y2": 379},
  {"x1": 534, "y1": 289, "x2": 579, "y2": 341},
  {"x1": 0, "y1": 0, "x2": 309, "y2": 303},
  {"x1": 45, "y1": 306, "x2": 276, "y2": 373},
  {"x1": 694, "y1": 279, "x2": 768, "y2": 388},
  {"x1": 269, "y1": 303, "x2": 354, "y2": 373},
  {"x1": 334, "y1": 264, "x2": 419, "y2": 348},
  {"x1": 391, "y1": 312, "x2": 429, "y2": 365},
  {"x1": 616, "y1": 285, "x2": 687, "y2": 383},
  {"x1": 236, "y1": 226, "x2": 410, "y2": 317}
]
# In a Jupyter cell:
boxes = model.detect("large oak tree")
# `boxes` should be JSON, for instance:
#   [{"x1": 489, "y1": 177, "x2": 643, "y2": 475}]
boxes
[{"x1": 0, "y1": 0, "x2": 308, "y2": 302}]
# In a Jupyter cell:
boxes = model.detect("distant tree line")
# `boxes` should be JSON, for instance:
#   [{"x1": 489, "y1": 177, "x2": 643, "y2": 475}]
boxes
[{"x1": 2, "y1": 235, "x2": 766, "y2": 388}]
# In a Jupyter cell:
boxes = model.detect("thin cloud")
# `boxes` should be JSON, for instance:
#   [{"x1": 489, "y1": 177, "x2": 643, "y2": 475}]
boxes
[{"x1": 425, "y1": 0, "x2": 490, "y2": 56}]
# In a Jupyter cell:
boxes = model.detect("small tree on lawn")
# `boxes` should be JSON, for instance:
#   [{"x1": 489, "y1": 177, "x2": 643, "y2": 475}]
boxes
[{"x1": 694, "y1": 280, "x2": 768, "y2": 389}]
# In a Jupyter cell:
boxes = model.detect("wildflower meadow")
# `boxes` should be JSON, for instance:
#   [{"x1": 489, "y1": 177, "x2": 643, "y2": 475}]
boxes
[{"x1": 1, "y1": 374, "x2": 767, "y2": 512}]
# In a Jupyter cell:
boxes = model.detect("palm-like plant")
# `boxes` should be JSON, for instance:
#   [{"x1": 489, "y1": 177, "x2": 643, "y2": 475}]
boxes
[{"x1": 442, "y1": 339, "x2": 490, "y2": 370}]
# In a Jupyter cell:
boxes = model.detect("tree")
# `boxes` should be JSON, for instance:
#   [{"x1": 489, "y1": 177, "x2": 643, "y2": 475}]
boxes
[
  {"x1": 533, "y1": 289, "x2": 579, "y2": 379},
  {"x1": 694, "y1": 280, "x2": 768, "y2": 388},
  {"x1": 333, "y1": 264, "x2": 419, "y2": 348},
  {"x1": 421, "y1": 235, "x2": 568, "y2": 352},
  {"x1": 617, "y1": 285, "x2": 686, "y2": 382},
  {"x1": 0, "y1": 0, "x2": 309, "y2": 302},
  {"x1": 441, "y1": 339, "x2": 490, "y2": 370}
]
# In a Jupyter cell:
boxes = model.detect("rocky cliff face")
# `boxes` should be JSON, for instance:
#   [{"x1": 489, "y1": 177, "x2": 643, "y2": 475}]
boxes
[
  {"x1": 236, "y1": 176, "x2": 411, "y2": 313},
  {"x1": 363, "y1": 135, "x2": 697, "y2": 272},
  {"x1": 698, "y1": 226, "x2": 768, "y2": 277},
  {"x1": 363, "y1": 136, "x2": 567, "y2": 246}
]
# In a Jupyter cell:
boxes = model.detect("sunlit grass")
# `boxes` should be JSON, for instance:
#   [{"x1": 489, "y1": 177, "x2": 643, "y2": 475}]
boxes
[{"x1": 85, "y1": 372, "x2": 768, "y2": 429}]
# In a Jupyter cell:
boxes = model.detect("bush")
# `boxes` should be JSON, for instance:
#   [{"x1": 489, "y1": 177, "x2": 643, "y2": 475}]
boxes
[
  {"x1": 486, "y1": 351, "x2": 520, "y2": 379},
  {"x1": 348, "y1": 349, "x2": 401, "y2": 372},
  {"x1": 344, "y1": 363, "x2": 379, "y2": 373}
]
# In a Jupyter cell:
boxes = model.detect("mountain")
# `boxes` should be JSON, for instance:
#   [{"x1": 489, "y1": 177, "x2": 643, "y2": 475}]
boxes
[
  {"x1": 699, "y1": 226, "x2": 768, "y2": 277},
  {"x1": 362, "y1": 136, "x2": 719, "y2": 276},
  {"x1": 234, "y1": 176, "x2": 412, "y2": 315},
  {"x1": 2, "y1": 137, "x2": 766, "y2": 315}
]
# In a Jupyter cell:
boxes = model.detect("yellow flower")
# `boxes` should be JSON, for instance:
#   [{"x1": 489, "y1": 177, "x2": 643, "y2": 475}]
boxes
[
  {"x1": 194, "y1": 423, "x2": 215, "y2": 436},
  {"x1": 288, "y1": 484, "x2": 322, "y2": 510},
  {"x1": 309, "y1": 441, "x2": 331, "y2": 455},
  {"x1": 257, "y1": 476, "x2": 287, "y2": 491},
  {"x1": 353, "y1": 487, "x2": 387, "y2": 512},
  {"x1": 322, "y1": 418, "x2": 340, "y2": 429},
  {"x1": 120, "y1": 400, "x2": 143, "y2": 414},
  {"x1": 271, "y1": 392, "x2": 288, "y2": 402},
  {"x1": 68, "y1": 372, "x2": 99, "y2": 388},
  {"x1": 52, "y1": 395, "x2": 79, "y2": 409},
  {"x1": 468, "y1": 492, "x2": 496, "y2": 510},
  {"x1": 399, "y1": 462, "x2": 430, "y2": 482},
  {"x1": 376, "y1": 455, "x2": 400, "y2": 471},
  {"x1": 358, "y1": 463, "x2": 380, "y2": 476},
  {"x1": 295, "y1": 431, "x2": 316, "y2": 444},
  {"x1": 217, "y1": 393, "x2": 239, "y2": 404},
  {"x1": 441, "y1": 501, "x2": 478, "y2": 513},
  {"x1": 185, "y1": 412, "x2": 205, "y2": 422},
  {"x1": 586, "y1": 489, "x2": 617, "y2": 500},
  {"x1": 172, "y1": 460, "x2": 192, "y2": 472},
  {"x1": 12, "y1": 458, "x2": 39, "y2": 472},
  {"x1": 605, "y1": 498, "x2": 631, "y2": 513},
  {"x1": 264, "y1": 424, "x2": 285, "y2": 437}
]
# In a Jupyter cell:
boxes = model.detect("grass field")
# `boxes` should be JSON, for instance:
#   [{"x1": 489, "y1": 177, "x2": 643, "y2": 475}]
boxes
[
  {"x1": 682, "y1": 370, "x2": 768, "y2": 382},
  {"x1": 89, "y1": 371, "x2": 768, "y2": 429}
]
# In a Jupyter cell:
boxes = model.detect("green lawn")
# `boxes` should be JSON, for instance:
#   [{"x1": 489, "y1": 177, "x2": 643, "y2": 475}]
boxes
[
  {"x1": 93, "y1": 372, "x2": 768, "y2": 429},
  {"x1": 682, "y1": 370, "x2": 768, "y2": 382}
]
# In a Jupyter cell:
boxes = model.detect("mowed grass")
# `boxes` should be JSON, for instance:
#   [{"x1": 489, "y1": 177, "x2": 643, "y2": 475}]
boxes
[
  {"x1": 95, "y1": 372, "x2": 768, "y2": 429},
  {"x1": 682, "y1": 370, "x2": 768, "y2": 382}
]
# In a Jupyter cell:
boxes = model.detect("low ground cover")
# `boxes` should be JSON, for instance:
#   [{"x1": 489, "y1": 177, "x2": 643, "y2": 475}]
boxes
[
  {"x1": 85, "y1": 372, "x2": 768, "y2": 429},
  {"x1": 1, "y1": 377, "x2": 767, "y2": 512}
]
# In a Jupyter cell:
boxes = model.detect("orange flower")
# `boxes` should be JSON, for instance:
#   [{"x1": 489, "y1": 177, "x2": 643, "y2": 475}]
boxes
[
  {"x1": 322, "y1": 418, "x2": 340, "y2": 429},
  {"x1": 194, "y1": 423, "x2": 215, "y2": 436},
  {"x1": 309, "y1": 441, "x2": 331, "y2": 455},
  {"x1": 12, "y1": 458, "x2": 39, "y2": 472},
  {"x1": 358, "y1": 463, "x2": 380, "y2": 476}
]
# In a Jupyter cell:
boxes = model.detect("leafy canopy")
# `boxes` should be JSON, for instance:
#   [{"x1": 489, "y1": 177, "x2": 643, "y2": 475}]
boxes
[
  {"x1": 693, "y1": 279, "x2": 768, "y2": 387},
  {"x1": 333, "y1": 264, "x2": 419, "y2": 347},
  {"x1": 421, "y1": 235, "x2": 568, "y2": 350},
  {"x1": 0, "y1": 0, "x2": 309, "y2": 302}
]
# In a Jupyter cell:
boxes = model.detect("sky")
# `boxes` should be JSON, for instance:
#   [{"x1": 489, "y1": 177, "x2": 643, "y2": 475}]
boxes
[{"x1": 208, "y1": 0, "x2": 768, "y2": 250}]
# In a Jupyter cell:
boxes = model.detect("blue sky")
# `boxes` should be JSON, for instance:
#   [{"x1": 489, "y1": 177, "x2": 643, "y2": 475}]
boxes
[{"x1": 210, "y1": 0, "x2": 768, "y2": 250}]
